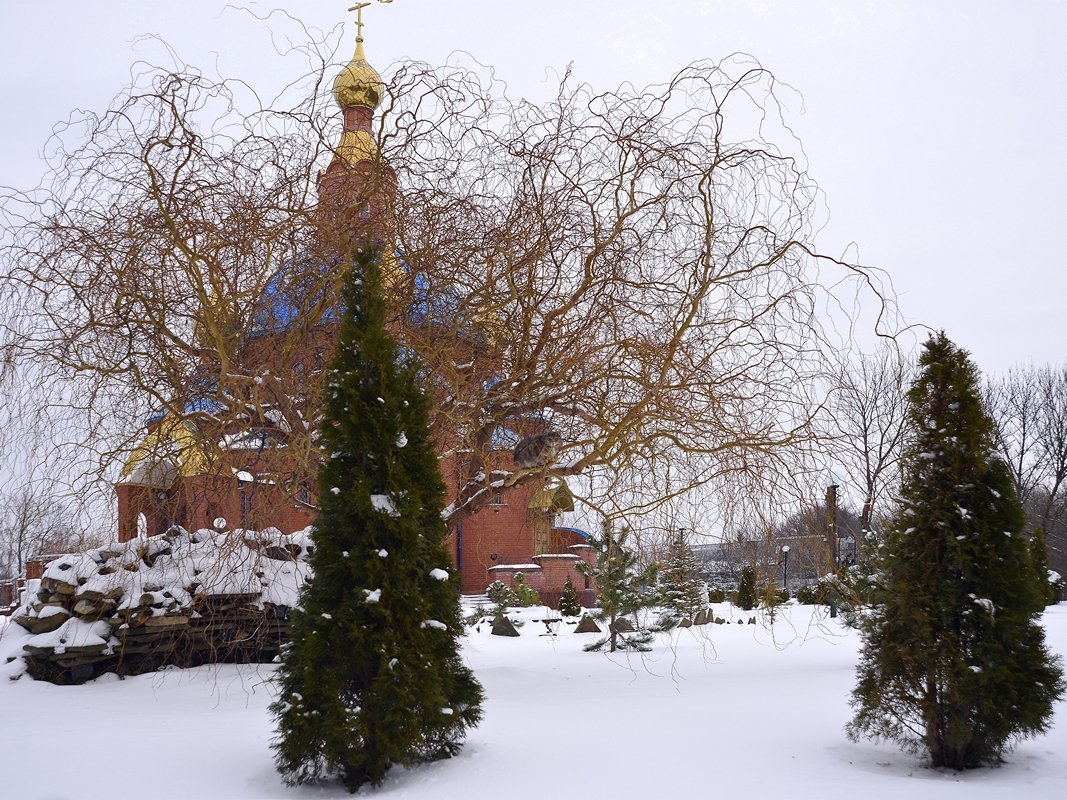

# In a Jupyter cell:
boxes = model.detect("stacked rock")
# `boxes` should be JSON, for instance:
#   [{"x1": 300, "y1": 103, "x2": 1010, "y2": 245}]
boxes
[{"x1": 9, "y1": 525, "x2": 313, "y2": 684}]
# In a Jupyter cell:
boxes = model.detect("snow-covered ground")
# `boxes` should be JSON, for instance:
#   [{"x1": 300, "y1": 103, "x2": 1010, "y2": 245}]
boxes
[{"x1": 1, "y1": 602, "x2": 1065, "y2": 799}]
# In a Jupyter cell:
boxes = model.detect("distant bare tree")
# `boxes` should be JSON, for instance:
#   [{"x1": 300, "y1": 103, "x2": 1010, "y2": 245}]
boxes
[
  {"x1": 985, "y1": 364, "x2": 1067, "y2": 579},
  {"x1": 0, "y1": 485, "x2": 101, "y2": 578},
  {"x1": 829, "y1": 344, "x2": 912, "y2": 535},
  {"x1": 984, "y1": 367, "x2": 1044, "y2": 509}
]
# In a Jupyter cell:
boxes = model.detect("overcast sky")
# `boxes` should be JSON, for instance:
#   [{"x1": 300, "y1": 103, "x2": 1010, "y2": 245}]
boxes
[{"x1": 2, "y1": 0, "x2": 1065, "y2": 374}]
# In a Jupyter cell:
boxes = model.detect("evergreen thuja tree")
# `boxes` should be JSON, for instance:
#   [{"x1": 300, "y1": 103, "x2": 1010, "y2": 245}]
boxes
[
  {"x1": 557, "y1": 576, "x2": 582, "y2": 617},
  {"x1": 734, "y1": 565, "x2": 757, "y2": 611},
  {"x1": 658, "y1": 530, "x2": 707, "y2": 622},
  {"x1": 848, "y1": 332, "x2": 1064, "y2": 769},
  {"x1": 271, "y1": 245, "x2": 483, "y2": 791},
  {"x1": 1029, "y1": 527, "x2": 1056, "y2": 608}
]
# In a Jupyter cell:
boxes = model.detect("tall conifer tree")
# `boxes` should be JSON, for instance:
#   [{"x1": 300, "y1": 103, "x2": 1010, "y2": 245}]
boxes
[
  {"x1": 848, "y1": 332, "x2": 1063, "y2": 769},
  {"x1": 271, "y1": 244, "x2": 483, "y2": 791}
]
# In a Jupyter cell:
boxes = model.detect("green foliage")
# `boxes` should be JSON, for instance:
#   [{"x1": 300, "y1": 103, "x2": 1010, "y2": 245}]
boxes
[
  {"x1": 270, "y1": 245, "x2": 483, "y2": 791},
  {"x1": 578, "y1": 519, "x2": 654, "y2": 652},
  {"x1": 557, "y1": 577, "x2": 582, "y2": 617},
  {"x1": 1029, "y1": 528, "x2": 1058, "y2": 608},
  {"x1": 757, "y1": 582, "x2": 787, "y2": 623},
  {"x1": 819, "y1": 561, "x2": 883, "y2": 627},
  {"x1": 735, "y1": 565, "x2": 757, "y2": 610},
  {"x1": 707, "y1": 586, "x2": 726, "y2": 603},
  {"x1": 657, "y1": 531, "x2": 709, "y2": 621},
  {"x1": 486, "y1": 580, "x2": 520, "y2": 608},
  {"x1": 511, "y1": 572, "x2": 541, "y2": 607},
  {"x1": 793, "y1": 583, "x2": 821, "y2": 605},
  {"x1": 582, "y1": 626, "x2": 653, "y2": 652},
  {"x1": 848, "y1": 332, "x2": 1064, "y2": 769},
  {"x1": 822, "y1": 528, "x2": 888, "y2": 621}
]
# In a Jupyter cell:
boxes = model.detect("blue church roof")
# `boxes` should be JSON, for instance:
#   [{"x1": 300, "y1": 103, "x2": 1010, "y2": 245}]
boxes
[{"x1": 248, "y1": 250, "x2": 462, "y2": 338}]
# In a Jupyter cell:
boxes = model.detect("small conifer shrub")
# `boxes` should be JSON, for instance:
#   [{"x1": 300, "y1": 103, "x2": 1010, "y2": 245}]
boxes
[
  {"x1": 1029, "y1": 527, "x2": 1059, "y2": 608},
  {"x1": 512, "y1": 572, "x2": 541, "y2": 606},
  {"x1": 735, "y1": 565, "x2": 757, "y2": 611},
  {"x1": 486, "y1": 580, "x2": 520, "y2": 608},
  {"x1": 658, "y1": 530, "x2": 709, "y2": 621},
  {"x1": 793, "y1": 584, "x2": 820, "y2": 605},
  {"x1": 557, "y1": 576, "x2": 582, "y2": 617},
  {"x1": 578, "y1": 519, "x2": 654, "y2": 652}
]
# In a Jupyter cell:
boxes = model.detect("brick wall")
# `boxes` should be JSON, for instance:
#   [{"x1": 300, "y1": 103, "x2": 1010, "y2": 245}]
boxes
[
  {"x1": 455, "y1": 480, "x2": 542, "y2": 593},
  {"x1": 532, "y1": 553, "x2": 584, "y2": 591},
  {"x1": 487, "y1": 564, "x2": 546, "y2": 591}
]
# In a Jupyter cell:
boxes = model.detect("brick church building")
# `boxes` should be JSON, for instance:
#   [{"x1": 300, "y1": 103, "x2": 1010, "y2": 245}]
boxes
[{"x1": 114, "y1": 23, "x2": 595, "y2": 601}]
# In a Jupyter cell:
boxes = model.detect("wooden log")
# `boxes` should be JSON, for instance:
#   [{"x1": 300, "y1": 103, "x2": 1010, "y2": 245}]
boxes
[
  {"x1": 23, "y1": 642, "x2": 108, "y2": 658},
  {"x1": 15, "y1": 611, "x2": 71, "y2": 635},
  {"x1": 142, "y1": 615, "x2": 191, "y2": 629},
  {"x1": 76, "y1": 585, "x2": 123, "y2": 603},
  {"x1": 30, "y1": 601, "x2": 67, "y2": 613},
  {"x1": 53, "y1": 653, "x2": 117, "y2": 669}
]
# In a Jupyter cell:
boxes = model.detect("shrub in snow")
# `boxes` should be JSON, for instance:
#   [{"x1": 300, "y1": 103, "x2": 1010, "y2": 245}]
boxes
[
  {"x1": 759, "y1": 584, "x2": 788, "y2": 608},
  {"x1": 757, "y1": 584, "x2": 789, "y2": 623},
  {"x1": 486, "y1": 580, "x2": 520, "y2": 609},
  {"x1": 816, "y1": 561, "x2": 884, "y2": 627},
  {"x1": 511, "y1": 572, "x2": 540, "y2": 607},
  {"x1": 556, "y1": 577, "x2": 582, "y2": 617},
  {"x1": 734, "y1": 565, "x2": 757, "y2": 611},
  {"x1": 1028, "y1": 527, "x2": 1061, "y2": 607},
  {"x1": 792, "y1": 583, "x2": 821, "y2": 605},
  {"x1": 1050, "y1": 570, "x2": 1065, "y2": 603},
  {"x1": 270, "y1": 246, "x2": 482, "y2": 792},
  {"x1": 657, "y1": 530, "x2": 709, "y2": 623},
  {"x1": 706, "y1": 586, "x2": 726, "y2": 604},
  {"x1": 848, "y1": 332, "x2": 1065, "y2": 769}
]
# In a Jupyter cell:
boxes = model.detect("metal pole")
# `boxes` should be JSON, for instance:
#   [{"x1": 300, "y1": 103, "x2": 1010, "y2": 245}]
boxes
[{"x1": 826, "y1": 484, "x2": 839, "y2": 618}]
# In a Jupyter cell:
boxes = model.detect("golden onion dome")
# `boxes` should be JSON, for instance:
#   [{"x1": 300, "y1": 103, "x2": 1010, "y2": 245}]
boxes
[
  {"x1": 335, "y1": 129, "x2": 378, "y2": 167},
  {"x1": 333, "y1": 39, "x2": 383, "y2": 110}
]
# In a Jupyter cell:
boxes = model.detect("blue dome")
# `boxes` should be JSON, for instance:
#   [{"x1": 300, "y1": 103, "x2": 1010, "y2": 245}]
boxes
[
  {"x1": 249, "y1": 253, "x2": 343, "y2": 337},
  {"x1": 249, "y1": 250, "x2": 465, "y2": 338}
]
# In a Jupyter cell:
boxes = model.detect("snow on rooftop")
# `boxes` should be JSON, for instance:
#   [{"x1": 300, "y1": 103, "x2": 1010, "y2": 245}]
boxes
[{"x1": 487, "y1": 563, "x2": 540, "y2": 571}]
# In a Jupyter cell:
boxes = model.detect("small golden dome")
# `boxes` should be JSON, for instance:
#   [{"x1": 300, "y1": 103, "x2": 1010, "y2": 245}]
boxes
[{"x1": 333, "y1": 39, "x2": 383, "y2": 110}]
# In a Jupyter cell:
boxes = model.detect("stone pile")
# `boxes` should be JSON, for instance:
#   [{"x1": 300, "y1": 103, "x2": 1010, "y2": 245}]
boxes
[{"x1": 10, "y1": 526, "x2": 312, "y2": 684}]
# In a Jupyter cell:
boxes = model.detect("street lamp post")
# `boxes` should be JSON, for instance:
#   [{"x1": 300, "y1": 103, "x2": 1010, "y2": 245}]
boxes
[{"x1": 780, "y1": 545, "x2": 790, "y2": 590}]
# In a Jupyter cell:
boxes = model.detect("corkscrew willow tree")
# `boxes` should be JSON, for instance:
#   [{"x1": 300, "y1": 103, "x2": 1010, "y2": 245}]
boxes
[{"x1": 0, "y1": 20, "x2": 895, "y2": 533}]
